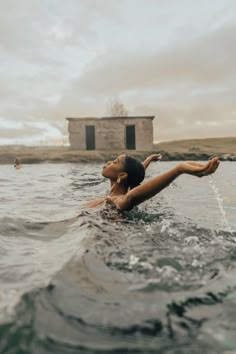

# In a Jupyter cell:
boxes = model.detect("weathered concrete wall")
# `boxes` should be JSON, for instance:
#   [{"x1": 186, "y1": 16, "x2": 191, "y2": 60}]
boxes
[
  {"x1": 67, "y1": 117, "x2": 154, "y2": 151},
  {"x1": 68, "y1": 119, "x2": 93, "y2": 150},
  {"x1": 133, "y1": 118, "x2": 153, "y2": 150}
]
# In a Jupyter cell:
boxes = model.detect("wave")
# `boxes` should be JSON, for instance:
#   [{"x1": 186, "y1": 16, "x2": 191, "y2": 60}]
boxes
[{"x1": 0, "y1": 204, "x2": 235, "y2": 353}]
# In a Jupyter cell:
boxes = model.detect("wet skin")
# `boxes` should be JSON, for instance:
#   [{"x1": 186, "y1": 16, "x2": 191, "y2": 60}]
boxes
[
  {"x1": 84, "y1": 156, "x2": 220, "y2": 211},
  {"x1": 102, "y1": 155, "x2": 126, "y2": 181},
  {"x1": 103, "y1": 157, "x2": 220, "y2": 211}
]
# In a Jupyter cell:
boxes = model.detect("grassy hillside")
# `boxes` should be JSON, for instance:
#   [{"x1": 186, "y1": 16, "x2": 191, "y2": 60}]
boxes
[
  {"x1": 154, "y1": 137, "x2": 236, "y2": 155},
  {"x1": 0, "y1": 137, "x2": 235, "y2": 164}
]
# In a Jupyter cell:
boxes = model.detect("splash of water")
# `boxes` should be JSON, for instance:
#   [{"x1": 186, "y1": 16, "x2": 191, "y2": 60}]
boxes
[
  {"x1": 208, "y1": 176, "x2": 232, "y2": 233},
  {"x1": 156, "y1": 154, "x2": 162, "y2": 166}
]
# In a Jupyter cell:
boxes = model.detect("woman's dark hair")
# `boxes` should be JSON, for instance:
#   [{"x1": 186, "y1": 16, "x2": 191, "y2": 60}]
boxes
[{"x1": 123, "y1": 155, "x2": 145, "y2": 189}]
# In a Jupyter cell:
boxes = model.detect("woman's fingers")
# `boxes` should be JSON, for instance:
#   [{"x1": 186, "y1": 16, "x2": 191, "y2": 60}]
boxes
[
  {"x1": 183, "y1": 157, "x2": 219, "y2": 177},
  {"x1": 197, "y1": 157, "x2": 219, "y2": 177},
  {"x1": 152, "y1": 154, "x2": 162, "y2": 161}
]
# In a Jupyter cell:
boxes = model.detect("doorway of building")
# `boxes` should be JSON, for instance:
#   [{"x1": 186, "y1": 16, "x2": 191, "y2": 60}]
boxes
[
  {"x1": 125, "y1": 125, "x2": 136, "y2": 149},
  {"x1": 85, "y1": 125, "x2": 95, "y2": 150}
]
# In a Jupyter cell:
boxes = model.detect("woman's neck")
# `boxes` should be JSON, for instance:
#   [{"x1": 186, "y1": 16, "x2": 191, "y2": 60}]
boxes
[{"x1": 109, "y1": 180, "x2": 127, "y2": 196}]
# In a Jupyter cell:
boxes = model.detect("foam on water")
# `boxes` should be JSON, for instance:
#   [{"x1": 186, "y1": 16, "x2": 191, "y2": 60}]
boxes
[{"x1": 208, "y1": 175, "x2": 233, "y2": 233}]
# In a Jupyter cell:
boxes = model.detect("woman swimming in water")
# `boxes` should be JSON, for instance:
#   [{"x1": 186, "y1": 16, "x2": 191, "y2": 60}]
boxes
[
  {"x1": 86, "y1": 154, "x2": 219, "y2": 211},
  {"x1": 14, "y1": 158, "x2": 22, "y2": 169}
]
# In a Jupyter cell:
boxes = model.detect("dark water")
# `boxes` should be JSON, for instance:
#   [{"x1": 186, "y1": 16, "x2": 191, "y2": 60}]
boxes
[{"x1": 0, "y1": 162, "x2": 236, "y2": 354}]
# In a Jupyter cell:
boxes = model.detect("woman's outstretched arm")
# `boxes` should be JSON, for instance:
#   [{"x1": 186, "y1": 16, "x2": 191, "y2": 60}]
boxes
[
  {"x1": 115, "y1": 157, "x2": 220, "y2": 211},
  {"x1": 142, "y1": 154, "x2": 162, "y2": 170}
]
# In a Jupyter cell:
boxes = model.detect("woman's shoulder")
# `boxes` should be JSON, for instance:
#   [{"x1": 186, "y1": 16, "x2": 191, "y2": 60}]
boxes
[
  {"x1": 105, "y1": 194, "x2": 134, "y2": 211},
  {"x1": 82, "y1": 193, "x2": 134, "y2": 212},
  {"x1": 82, "y1": 197, "x2": 106, "y2": 208}
]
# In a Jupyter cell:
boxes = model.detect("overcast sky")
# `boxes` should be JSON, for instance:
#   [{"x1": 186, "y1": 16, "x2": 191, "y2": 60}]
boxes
[{"x1": 0, "y1": 0, "x2": 235, "y2": 145}]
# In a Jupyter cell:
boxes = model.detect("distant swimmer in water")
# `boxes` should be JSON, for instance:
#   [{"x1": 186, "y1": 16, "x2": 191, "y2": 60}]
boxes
[
  {"x1": 14, "y1": 158, "x2": 22, "y2": 169},
  {"x1": 85, "y1": 154, "x2": 219, "y2": 211}
]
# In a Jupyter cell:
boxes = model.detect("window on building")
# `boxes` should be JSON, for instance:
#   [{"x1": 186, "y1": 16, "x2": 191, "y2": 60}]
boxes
[
  {"x1": 85, "y1": 125, "x2": 95, "y2": 150},
  {"x1": 125, "y1": 125, "x2": 136, "y2": 149}
]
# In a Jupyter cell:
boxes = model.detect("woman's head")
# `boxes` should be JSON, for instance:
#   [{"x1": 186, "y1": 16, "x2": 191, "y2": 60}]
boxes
[
  {"x1": 123, "y1": 155, "x2": 145, "y2": 189},
  {"x1": 102, "y1": 154, "x2": 145, "y2": 189}
]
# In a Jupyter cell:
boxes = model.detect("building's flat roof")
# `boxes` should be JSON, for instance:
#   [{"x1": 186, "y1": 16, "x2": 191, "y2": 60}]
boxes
[{"x1": 66, "y1": 115, "x2": 155, "y2": 121}]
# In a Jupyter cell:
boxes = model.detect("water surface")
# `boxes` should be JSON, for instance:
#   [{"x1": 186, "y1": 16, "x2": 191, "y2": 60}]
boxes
[{"x1": 0, "y1": 162, "x2": 235, "y2": 354}]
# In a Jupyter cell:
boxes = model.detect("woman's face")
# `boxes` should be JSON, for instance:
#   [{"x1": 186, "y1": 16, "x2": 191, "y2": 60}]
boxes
[{"x1": 102, "y1": 154, "x2": 126, "y2": 180}]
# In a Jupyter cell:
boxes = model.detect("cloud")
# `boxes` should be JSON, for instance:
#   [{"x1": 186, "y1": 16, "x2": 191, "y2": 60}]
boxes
[
  {"x1": 54, "y1": 21, "x2": 236, "y2": 141},
  {"x1": 71, "y1": 24, "x2": 236, "y2": 95},
  {"x1": 0, "y1": 0, "x2": 122, "y2": 54},
  {"x1": 0, "y1": 118, "x2": 63, "y2": 145},
  {"x1": 0, "y1": 0, "x2": 235, "y2": 143}
]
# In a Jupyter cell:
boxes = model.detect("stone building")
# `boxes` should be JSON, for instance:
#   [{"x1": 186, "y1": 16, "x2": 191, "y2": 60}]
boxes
[{"x1": 66, "y1": 116, "x2": 154, "y2": 151}]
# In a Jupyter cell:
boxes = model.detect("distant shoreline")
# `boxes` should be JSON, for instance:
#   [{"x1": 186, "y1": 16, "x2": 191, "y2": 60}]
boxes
[{"x1": 0, "y1": 137, "x2": 235, "y2": 164}]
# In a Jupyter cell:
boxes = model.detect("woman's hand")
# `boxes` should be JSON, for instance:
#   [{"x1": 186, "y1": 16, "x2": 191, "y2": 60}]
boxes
[
  {"x1": 142, "y1": 153, "x2": 162, "y2": 170},
  {"x1": 149, "y1": 154, "x2": 162, "y2": 162}
]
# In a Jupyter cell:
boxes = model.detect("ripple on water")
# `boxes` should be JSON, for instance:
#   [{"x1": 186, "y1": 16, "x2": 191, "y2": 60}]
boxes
[{"x1": 0, "y1": 162, "x2": 236, "y2": 353}]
